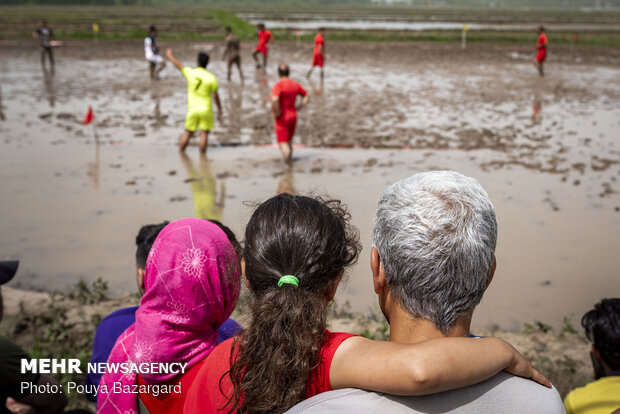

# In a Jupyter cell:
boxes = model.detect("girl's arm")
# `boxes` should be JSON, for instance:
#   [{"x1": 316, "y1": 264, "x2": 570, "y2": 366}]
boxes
[{"x1": 330, "y1": 336, "x2": 550, "y2": 396}]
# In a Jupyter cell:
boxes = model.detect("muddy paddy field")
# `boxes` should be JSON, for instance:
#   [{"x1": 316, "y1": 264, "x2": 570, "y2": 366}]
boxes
[{"x1": 1, "y1": 40, "x2": 619, "y2": 331}]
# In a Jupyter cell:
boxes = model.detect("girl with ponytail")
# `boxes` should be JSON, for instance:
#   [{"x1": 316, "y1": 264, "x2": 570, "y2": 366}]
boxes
[{"x1": 184, "y1": 193, "x2": 549, "y2": 414}]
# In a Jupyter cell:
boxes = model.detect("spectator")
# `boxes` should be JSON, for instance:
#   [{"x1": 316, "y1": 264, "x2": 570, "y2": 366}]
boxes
[
  {"x1": 564, "y1": 298, "x2": 620, "y2": 414},
  {"x1": 286, "y1": 171, "x2": 564, "y2": 414},
  {"x1": 1, "y1": 261, "x2": 68, "y2": 414}
]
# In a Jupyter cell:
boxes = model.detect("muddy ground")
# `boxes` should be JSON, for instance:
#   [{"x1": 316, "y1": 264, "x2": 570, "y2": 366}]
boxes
[{"x1": 0, "y1": 40, "x2": 619, "y2": 332}]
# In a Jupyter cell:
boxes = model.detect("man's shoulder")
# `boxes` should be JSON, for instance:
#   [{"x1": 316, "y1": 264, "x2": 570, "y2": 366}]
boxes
[{"x1": 286, "y1": 373, "x2": 565, "y2": 414}]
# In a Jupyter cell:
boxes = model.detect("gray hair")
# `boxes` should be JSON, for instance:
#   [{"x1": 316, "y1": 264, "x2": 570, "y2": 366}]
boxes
[{"x1": 372, "y1": 171, "x2": 497, "y2": 335}]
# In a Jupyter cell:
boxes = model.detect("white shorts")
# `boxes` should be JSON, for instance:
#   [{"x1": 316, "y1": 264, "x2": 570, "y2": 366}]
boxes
[{"x1": 146, "y1": 53, "x2": 163, "y2": 65}]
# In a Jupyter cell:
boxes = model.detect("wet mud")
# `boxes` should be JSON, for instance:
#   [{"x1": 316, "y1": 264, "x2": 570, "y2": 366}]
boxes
[{"x1": 0, "y1": 41, "x2": 618, "y2": 330}]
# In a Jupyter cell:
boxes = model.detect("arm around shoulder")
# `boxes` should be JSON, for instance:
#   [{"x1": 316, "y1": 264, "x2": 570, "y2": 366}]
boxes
[{"x1": 329, "y1": 336, "x2": 550, "y2": 396}]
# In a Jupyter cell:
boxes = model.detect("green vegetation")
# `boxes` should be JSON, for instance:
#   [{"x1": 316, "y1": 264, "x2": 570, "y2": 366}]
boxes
[
  {"x1": 5, "y1": 0, "x2": 620, "y2": 9},
  {"x1": 2, "y1": 4, "x2": 620, "y2": 45},
  {"x1": 6, "y1": 279, "x2": 113, "y2": 410},
  {"x1": 523, "y1": 320, "x2": 553, "y2": 333}
]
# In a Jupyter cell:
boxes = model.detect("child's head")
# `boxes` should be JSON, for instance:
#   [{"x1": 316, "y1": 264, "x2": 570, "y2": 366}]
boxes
[
  {"x1": 582, "y1": 298, "x2": 620, "y2": 376},
  {"x1": 228, "y1": 193, "x2": 360, "y2": 413},
  {"x1": 243, "y1": 193, "x2": 359, "y2": 296}
]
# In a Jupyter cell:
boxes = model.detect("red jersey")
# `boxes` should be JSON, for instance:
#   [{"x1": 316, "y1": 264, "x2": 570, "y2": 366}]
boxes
[
  {"x1": 257, "y1": 29, "x2": 273, "y2": 50},
  {"x1": 137, "y1": 359, "x2": 205, "y2": 413},
  {"x1": 537, "y1": 32, "x2": 547, "y2": 49},
  {"x1": 313, "y1": 33, "x2": 324, "y2": 56},
  {"x1": 183, "y1": 331, "x2": 356, "y2": 413},
  {"x1": 271, "y1": 78, "x2": 308, "y2": 121}
]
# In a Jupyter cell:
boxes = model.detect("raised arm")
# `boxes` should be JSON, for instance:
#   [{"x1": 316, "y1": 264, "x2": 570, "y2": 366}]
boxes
[
  {"x1": 330, "y1": 336, "x2": 550, "y2": 396},
  {"x1": 166, "y1": 48, "x2": 183, "y2": 71}
]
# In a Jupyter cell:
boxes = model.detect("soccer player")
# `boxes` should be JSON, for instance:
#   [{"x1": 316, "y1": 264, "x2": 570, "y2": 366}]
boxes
[
  {"x1": 252, "y1": 23, "x2": 274, "y2": 69},
  {"x1": 166, "y1": 48, "x2": 222, "y2": 154},
  {"x1": 33, "y1": 19, "x2": 54, "y2": 68},
  {"x1": 223, "y1": 26, "x2": 243, "y2": 82},
  {"x1": 271, "y1": 63, "x2": 309, "y2": 164},
  {"x1": 534, "y1": 26, "x2": 548, "y2": 77},
  {"x1": 145, "y1": 25, "x2": 165, "y2": 79},
  {"x1": 307, "y1": 27, "x2": 325, "y2": 79}
]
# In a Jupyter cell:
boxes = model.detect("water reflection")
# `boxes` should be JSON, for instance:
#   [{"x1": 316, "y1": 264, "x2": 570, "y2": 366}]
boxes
[
  {"x1": 87, "y1": 127, "x2": 100, "y2": 189},
  {"x1": 277, "y1": 168, "x2": 296, "y2": 195},
  {"x1": 225, "y1": 83, "x2": 244, "y2": 139},
  {"x1": 181, "y1": 153, "x2": 225, "y2": 221},
  {"x1": 309, "y1": 77, "x2": 324, "y2": 97},
  {"x1": 532, "y1": 93, "x2": 542, "y2": 122},
  {"x1": 42, "y1": 65, "x2": 56, "y2": 108},
  {"x1": 0, "y1": 83, "x2": 5, "y2": 120},
  {"x1": 149, "y1": 85, "x2": 167, "y2": 130}
]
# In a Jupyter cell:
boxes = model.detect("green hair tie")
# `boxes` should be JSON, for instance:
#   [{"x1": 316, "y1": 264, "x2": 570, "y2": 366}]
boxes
[{"x1": 278, "y1": 275, "x2": 299, "y2": 287}]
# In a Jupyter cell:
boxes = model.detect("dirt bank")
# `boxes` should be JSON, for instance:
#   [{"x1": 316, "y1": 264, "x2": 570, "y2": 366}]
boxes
[{"x1": 0, "y1": 285, "x2": 593, "y2": 403}]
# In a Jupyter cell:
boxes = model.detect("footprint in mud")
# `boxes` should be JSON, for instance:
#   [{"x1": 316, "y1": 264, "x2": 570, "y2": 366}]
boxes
[
  {"x1": 125, "y1": 180, "x2": 136, "y2": 186},
  {"x1": 170, "y1": 195, "x2": 188, "y2": 202},
  {"x1": 39, "y1": 113, "x2": 53, "y2": 120},
  {"x1": 168, "y1": 170, "x2": 177, "y2": 176}
]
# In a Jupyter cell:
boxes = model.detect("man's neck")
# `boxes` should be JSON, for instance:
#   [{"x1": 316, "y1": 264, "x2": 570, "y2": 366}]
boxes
[{"x1": 388, "y1": 305, "x2": 472, "y2": 344}]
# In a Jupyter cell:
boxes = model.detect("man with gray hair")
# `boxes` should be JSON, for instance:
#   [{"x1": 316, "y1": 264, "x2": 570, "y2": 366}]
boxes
[{"x1": 287, "y1": 171, "x2": 565, "y2": 413}]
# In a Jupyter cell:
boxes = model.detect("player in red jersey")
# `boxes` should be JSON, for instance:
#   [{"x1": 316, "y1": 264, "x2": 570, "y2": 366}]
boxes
[
  {"x1": 252, "y1": 23, "x2": 274, "y2": 69},
  {"x1": 307, "y1": 27, "x2": 325, "y2": 79},
  {"x1": 534, "y1": 26, "x2": 548, "y2": 77},
  {"x1": 271, "y1": 64, "x2": 310, "y2": 164}
]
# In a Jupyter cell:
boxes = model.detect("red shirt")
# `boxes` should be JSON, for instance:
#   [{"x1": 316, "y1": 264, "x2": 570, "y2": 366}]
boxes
[
  {"x1": 137, "y1": 359, "x2": 205, "y2": 414},
  {"x1": 257, "y1": 29, "x2": 274, "y2": 49},
  {"x1": 313, "y1": 33, "x2": 324, "y2": 56},
  {"x1": 271, "y1": 78, "x2": 308, "y2": 121},
  {"x1": 538, "y1": 32, "x2": 547, "y2": 49},
  {"x1": 183, "y1": 330, "x2": 356, "y2": 413}
]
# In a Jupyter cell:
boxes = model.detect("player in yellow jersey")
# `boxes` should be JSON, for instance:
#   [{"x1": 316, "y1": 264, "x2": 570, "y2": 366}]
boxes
[{"x1": 166, "y1": 48, "x2": 223, "y2": 154}]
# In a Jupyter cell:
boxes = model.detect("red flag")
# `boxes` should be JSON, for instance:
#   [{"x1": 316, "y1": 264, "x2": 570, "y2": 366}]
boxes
[{"x1": 83, "y1": 106, "x2": 94, "y2": 125}]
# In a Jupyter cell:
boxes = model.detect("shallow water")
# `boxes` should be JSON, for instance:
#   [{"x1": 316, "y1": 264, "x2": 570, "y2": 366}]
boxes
[
  {"x1": 239, "y1": 13, "x2": 620, "y2": 32},
  {"x1": 0, "y1": 41, "x2": 618, "y2": 331}
]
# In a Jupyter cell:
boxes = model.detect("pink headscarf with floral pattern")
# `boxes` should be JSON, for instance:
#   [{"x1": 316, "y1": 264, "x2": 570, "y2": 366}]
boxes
[{"x1": 97, "y1": 218, "x2": 241, "y2": 414}]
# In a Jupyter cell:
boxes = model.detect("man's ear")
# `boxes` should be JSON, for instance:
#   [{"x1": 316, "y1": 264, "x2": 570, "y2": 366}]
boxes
[
  {"x1": 137, "y1": 268, "x2": 146, "y2": 293},
  {"x1": 486, "y1": 256, "x2": 497, "y2": 289},
  {"x1": 371, "y1": 247, "x2": 387, "y2": 294}
]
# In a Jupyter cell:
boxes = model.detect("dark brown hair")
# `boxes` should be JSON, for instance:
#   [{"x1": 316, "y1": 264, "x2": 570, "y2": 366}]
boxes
[{"x1": 224, "y1": 193, "x2": 360, "y2": 413}]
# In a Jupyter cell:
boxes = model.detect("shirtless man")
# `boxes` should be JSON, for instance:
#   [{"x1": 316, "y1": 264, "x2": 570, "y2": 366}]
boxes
[
  {"x1": 223, "y1": 26, "x2": 243, "y2": 82},
  {"x1": 534, "y1": 26, "x2": 548, "y2": 77},
  {"x1": 307, "y1": 28, "x2": 325, "y2": 79},
  {"x1": 34, "y1": 19, "x2": 54, "y2": 68},
  {"x1": 271, "y1": 63, "x2": 309, "y2": 163},
  {"x1": 145, "y1": 25, "x2": 165, "y2": 79},
  {"x1": 252, "y1": 23, "x2": 274, "y2": 69}
]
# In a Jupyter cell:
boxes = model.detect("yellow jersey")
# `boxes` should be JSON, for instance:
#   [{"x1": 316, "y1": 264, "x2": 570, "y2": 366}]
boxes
[
  {"x1": 181, "y1": 66, "x2": 218, "y2": 114},
  {"x1": 564, "y1": 376, "x2": 620, "y2": 414}
]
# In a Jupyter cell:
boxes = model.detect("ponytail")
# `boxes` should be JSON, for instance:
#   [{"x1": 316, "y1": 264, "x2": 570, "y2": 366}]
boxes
[
  {"x1": 226, "y1": 286, "x2": 327, "y2": 413},
  {"x1": 223, "y1": 194, "x2": 360, "y2": 414}
]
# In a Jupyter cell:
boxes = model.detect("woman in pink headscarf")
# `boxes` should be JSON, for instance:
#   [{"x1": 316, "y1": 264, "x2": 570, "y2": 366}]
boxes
[{"x1": 97, "y1": 218, "x2": 241, "y2": 414}]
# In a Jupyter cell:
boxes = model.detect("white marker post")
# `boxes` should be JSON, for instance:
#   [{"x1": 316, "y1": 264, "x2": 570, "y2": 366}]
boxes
[
  {"x1": 462, "y1": 24, "x2": 469, "y2": 50},
  {"x1": 296, "y1": 29, "x2": 301, "y2": 47}
]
